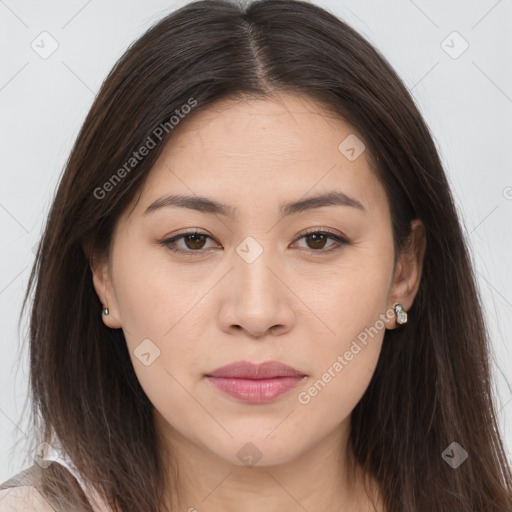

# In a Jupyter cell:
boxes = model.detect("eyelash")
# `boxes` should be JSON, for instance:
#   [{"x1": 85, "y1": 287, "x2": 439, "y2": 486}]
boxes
[{"x1": 158, "y1": 229, "x2": 348, "y2": 257}]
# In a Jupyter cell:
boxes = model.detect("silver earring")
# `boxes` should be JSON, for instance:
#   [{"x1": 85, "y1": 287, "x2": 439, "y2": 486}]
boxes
[
  {"x1": 394, "y1": 303, "x2": 407, "y2": 324},
  {"x1": 102, "y1": 306, "x2": 109, "y2": 316}
]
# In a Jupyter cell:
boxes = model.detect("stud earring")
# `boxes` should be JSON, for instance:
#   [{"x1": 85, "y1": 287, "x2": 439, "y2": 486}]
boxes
[
  {"x1": 394, "y1": 303, "x2": 408, "y2": 324},
  {"x1": 102, "y1": 306, "x2": 109, "y2": 316}
]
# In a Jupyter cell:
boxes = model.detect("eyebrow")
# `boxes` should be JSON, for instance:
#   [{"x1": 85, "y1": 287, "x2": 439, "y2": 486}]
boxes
[{"x1": 143, "y1": 190, "x2": 365, "y2": 219}]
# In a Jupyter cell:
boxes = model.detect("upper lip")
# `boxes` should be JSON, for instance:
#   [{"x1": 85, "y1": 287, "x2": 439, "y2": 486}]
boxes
[{"x1": 206, "y1": 360, "x2": 307, "y2": 379}]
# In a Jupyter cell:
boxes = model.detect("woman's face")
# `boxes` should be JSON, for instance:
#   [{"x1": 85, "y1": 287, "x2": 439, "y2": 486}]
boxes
[{"x1": 91, "y1": 93, "x2": 423, "y2": 468}]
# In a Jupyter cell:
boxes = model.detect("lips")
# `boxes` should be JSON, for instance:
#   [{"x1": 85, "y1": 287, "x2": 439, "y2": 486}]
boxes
[
  {"x1": 205, "y1": 360, "x2": 306, "y2": 379},
  {"x1": 205, "y1": 361, "x2": 307, "y2": 403}
]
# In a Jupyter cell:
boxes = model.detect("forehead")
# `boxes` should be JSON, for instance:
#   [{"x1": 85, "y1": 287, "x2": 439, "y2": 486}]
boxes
[
  {"x1": 128, "y1": 93, "x2": 387, "y2": 221},
  {"x1": 165, "y1": 93, "x2": 359, "y2": 162}
]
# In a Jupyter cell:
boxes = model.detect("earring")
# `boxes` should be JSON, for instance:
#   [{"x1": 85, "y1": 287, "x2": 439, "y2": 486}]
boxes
[
  {"x1": 394, "y1": 303, "x2": 408, "y2": 324},
  {"x1": 102, "y1": 306, "x2": 109, "y2": 316}
]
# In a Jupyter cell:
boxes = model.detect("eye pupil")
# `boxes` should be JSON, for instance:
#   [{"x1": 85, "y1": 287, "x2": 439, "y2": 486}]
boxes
[
  {"x1": 185, "y1": 234, "x2": 206, "y2": 249},
  {"x1": 307, "y1": 233, "x2": 327, "y2": 249}
]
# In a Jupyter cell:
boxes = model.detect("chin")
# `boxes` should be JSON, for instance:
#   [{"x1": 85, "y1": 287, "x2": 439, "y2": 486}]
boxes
[{"x1": 208, "y1": 434, "x2": 305, "y2": 468}]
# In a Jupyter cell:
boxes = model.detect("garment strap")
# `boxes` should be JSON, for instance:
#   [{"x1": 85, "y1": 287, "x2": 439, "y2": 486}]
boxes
[
  {"x1": 0, "y1": 464, "x2": 62, "y2": 511},
  {"x1": 0, "y1": 462, "x2": 106, "y2": 511},
  {"x1": 0, "y1": 463, "x2": 43, "y2": 490}
]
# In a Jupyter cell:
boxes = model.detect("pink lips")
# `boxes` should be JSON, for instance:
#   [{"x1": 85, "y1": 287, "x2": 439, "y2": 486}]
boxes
[{"x1": 205, "y1": 361, "x2": 307, "y2": 403}]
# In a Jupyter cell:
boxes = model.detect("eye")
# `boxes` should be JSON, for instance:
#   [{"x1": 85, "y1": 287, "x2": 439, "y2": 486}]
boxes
[
  {"x1": 160, "y1": 230, "x2": 218, "y2": 255},
  {"x1": 159, "y1": 229, "x2": 348, "y2": 256},
  {"x1": 292, "y1": 229, "x2": 348, "y2": 254}
]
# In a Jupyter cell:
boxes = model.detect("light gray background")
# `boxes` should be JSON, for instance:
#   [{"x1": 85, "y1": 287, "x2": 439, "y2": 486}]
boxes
[{"x1": 1, "y1": 0, "x2": 511, "y2": 482}]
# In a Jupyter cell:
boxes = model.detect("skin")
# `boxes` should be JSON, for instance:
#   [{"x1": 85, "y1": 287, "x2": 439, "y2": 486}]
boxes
[{"x1": 90, "y1": 92, "x2": 426, "y2": 512}]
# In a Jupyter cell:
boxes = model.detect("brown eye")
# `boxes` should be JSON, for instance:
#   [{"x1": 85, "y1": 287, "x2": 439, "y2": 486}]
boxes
[
  {"x1": 161, "y1": 231, "x2": 217, "y2": 255},
  {"x1": 294, "y1": 230, "x2": 347, "y2": 254},
  {"x1": 182, "y1": 233, "x2": 208, "y2": 250},
  {"x1": 304, "y1": 232, "x2": 329, "y2": 250}
]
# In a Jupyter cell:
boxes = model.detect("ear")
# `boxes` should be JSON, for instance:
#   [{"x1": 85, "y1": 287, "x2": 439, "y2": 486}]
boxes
[
  {"x1": 386, "y1": 218, "x2": 427, "y2": 329},
  {"x1": 82, "y1": 239, "x2": 122, "y2": 329}
]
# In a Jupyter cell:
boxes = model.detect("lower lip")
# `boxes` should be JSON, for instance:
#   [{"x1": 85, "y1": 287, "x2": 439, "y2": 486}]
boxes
[{"x1": 206, "y1": 376, "x2": 305, "y2": 403}]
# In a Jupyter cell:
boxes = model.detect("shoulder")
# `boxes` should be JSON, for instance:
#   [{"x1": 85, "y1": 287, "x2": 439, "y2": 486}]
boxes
[
  {"x1": 0, "y1": 485, "x2": 56, "y2": 512},
  {"x1": 0, "y1": 464, "x2": 55, "y2": 512}
]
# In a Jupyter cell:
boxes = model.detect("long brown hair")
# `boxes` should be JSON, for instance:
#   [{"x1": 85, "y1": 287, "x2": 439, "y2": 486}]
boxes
[{"x1": 14, "y1": 0, "x2": 512, "y2": 510}]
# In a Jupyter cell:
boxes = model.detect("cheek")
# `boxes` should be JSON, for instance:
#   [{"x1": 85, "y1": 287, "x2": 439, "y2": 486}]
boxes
[
  {"x1": 297, "y1": 339, "x2": 382, "y2": 433},
  {"x1": 109, "y1": 244, "x2": 211, "y2": 404},
  {"x1": 297, "y1": 238, "x2": 393, "y2": 346},
  {"x1": 294, "y1": 239, "x2": 392, "y2": 413},
  {"x1": 299, "y1": 285, "x2": 386, "y2": 423},
  {"x1": 111, "y1": 240, "x2": 207, "y2": 342}
]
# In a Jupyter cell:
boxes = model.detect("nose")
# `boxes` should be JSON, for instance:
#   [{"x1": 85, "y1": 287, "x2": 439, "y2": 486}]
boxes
[{"x1": 217, "y1": 244, "x2": 296, "y2": 338}]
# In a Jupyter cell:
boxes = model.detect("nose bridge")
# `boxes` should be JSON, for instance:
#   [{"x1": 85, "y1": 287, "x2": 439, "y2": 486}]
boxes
[
  {"x1": 219, "y1": 234, "x2": 295, "y2": 336},
  {"x1": 233, "y1": 235, "x2": 278, "y2": 305}
]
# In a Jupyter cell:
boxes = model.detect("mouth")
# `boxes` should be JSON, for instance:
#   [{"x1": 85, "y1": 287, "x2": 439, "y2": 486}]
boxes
[{"x1": 205, "y1": 360, "x2": 308, "y2": 403}]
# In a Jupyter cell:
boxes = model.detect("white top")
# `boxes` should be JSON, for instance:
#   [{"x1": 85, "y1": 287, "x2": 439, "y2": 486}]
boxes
[
  {"x1": 38, "y1": 439, "x2": 111, "y2": 512},
  {"x1": 0, "y1": 485, "x2": 57, "y2": 511},
  {"x1": 0, "y1": 439, "x2": 112, "y2": 511}
]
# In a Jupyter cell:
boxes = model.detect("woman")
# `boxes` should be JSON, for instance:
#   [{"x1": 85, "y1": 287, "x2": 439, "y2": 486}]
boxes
[{"x1": 1, "y1": 0, "x2": 511, "y2": 510}]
